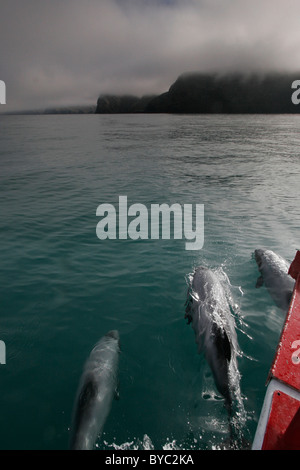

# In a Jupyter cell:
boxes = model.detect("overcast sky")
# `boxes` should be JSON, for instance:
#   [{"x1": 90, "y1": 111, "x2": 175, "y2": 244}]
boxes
[{"x1": 1, "y1": 0, "x2": 300, "y2": 111}]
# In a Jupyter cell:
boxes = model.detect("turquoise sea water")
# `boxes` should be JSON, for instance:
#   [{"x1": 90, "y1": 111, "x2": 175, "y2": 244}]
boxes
[{"x1": 0, "y1": 114, "x2": 299, "y2": 450}]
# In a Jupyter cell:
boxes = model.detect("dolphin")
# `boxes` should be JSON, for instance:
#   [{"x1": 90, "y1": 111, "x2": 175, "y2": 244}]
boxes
[
  {"x1": 69, "y1": 330, "x2": 120, "y2": 450},
  {"x1": 254, "y1": 249, "x2": 295, "y2": 312},
  {"x1": 185, "y1": 266, "x2": 241, "y2": 415}
]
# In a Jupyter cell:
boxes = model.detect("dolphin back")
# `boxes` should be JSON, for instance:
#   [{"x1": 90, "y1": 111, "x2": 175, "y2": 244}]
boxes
[
  {"x1": 70, "y1": 330, "x2": 120, "y2": 450},
  {"x1": 185, "y1": 267, "x2": 239, "y2": 411},
  {"x1": 254, "y1": 249, "x2": 295, "y2": 311}
]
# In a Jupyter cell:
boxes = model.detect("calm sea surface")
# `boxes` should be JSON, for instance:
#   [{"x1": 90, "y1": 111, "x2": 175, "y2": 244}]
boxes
[{"x1": 0, "y1": 114, "x2": 299, "y2": 450}]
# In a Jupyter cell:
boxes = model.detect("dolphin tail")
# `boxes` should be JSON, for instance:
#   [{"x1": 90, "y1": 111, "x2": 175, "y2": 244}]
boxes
[{"x1": 227, "y1": 411, "x2": 248, "y2": 450}]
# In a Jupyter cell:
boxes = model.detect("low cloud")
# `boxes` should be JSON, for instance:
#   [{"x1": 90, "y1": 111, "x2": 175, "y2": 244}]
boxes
[{"x1": 1, "y1": 0, "x2": 300, "y2": 111}]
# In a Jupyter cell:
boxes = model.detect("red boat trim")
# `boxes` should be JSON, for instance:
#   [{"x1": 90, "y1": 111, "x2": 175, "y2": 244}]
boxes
[
  {"x1": 288, "y1": 250, "x2": 300, "y2": 281},
  {"x1": 252, "y1": 250, "x2": 300, "y2": 450},
  {"x1": 268, "y1": 273, "x2": 300, "y2": 391},
  {"x1": 252, "y1": 375, "x2": 300, "y2": 449},
  {"x1": 262, "y1": 390, "x2": 300, "y2": 450}
]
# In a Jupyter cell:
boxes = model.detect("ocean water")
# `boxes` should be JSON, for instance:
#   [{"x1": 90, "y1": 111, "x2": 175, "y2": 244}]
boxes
[{"x1": 0, "y1": 113, "x2": 299, "y2": 450}]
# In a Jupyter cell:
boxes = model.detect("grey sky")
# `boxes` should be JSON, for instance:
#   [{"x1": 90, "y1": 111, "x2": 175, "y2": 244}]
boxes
[{"x1": 1, "y1": 0, "x2": 300, "y2": 111}]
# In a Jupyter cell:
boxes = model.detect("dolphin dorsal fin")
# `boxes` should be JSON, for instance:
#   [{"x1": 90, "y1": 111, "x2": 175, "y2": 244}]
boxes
[
  {"x1": 256, "y1": 275, "x2": 264, "y2": 288},
  {"x1": 213, "y1": 324, "x2": 231, "y2": 363},
  {"x1": 114, "y1": 380, "x2": 120, "y2": 400}
]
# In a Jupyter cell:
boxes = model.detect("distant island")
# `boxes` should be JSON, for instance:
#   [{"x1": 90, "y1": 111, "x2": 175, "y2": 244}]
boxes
[
  {"x1": 2, "y1": 72, "x2": 300, "y2": 115},
  {"x1": 2, "y1": 105, "x2": 96, "y2": 115},
  {"x1": 96, "y1": 72, "x2": 300, "y2": 114}
]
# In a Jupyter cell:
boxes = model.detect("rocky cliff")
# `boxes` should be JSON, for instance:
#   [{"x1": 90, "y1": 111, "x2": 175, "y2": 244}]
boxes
[
  {"x1": 96, "y1": 72, "x2": 300, "y2": 114},
  {"x1": 95, "y1": 94, "x2": 156, "y2": 113}
]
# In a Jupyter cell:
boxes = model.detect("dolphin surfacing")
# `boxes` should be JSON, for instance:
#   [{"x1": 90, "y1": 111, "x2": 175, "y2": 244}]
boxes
[
  {"x1": 254, "y1": 249, "x2": 295, "y2": 312},
  {"x1": 185, "y1": 267, "x2": 241, "y2": 414},
  {"x1": 69, "y1": 330, "x2": 120, "y2": 450}
]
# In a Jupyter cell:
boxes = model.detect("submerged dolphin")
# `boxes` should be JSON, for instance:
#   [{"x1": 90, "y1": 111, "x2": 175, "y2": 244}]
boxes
[
  {"x1": 185, "y1": 267, "x2": 241, "y2": 414},
  {"x1": 254, "y1": 249, "x2": 295, "y2": 312},
  {"x1": 69, "y1": 330, "x2": 120, "y2": 450}
]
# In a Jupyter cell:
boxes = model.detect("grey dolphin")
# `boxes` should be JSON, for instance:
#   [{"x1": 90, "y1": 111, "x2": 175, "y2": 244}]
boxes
[
  {"x1": 69, "y1": 330, "x2": 120, "y2": 450},
  {"x1": 185, "y1": 266, "x2": 241, "y2": 414},
  {"x1": 254, "y1": 249, "x2": 295, "y2": 312}
]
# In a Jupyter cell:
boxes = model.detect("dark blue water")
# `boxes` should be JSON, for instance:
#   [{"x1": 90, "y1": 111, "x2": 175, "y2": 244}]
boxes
[{"x1": 0, "y1": 114, "x2": 299, "y2": 449}]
